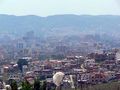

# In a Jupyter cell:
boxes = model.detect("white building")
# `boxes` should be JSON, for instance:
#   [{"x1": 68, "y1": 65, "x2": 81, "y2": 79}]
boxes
[
  {"x1": 116, "y1": 51, "x2": 120, "y2": 61},
  {"x1": 84, "y1": 59, "x2": 95, "y2": 67}
]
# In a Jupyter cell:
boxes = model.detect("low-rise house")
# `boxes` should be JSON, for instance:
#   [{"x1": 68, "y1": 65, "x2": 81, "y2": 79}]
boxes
[
  {"x1": 89, "y1": 72, "x2": 107, "y2": 84},
  {"x1": 84, "y1": 59, "x2": 95, "y2": 68},
  {"x1": 34, "y1": 69, "x2": 53, "y2": 79},
  {"x1": 103, "y1": 60, "x2": 116, "y2": 70},
  {"x1": 104, "y1": 71, "x2": 116, "y2": 81}
]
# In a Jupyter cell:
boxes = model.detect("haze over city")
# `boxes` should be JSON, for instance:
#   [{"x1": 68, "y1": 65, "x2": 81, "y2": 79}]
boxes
[{"x1": 0, "y1": 0, "x2": 120, "y2": 90}]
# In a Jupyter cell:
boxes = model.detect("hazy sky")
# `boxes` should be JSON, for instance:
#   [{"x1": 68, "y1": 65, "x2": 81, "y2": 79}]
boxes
[{"x1": 0, "y1": 0, "x2": 120, "y2": 16}]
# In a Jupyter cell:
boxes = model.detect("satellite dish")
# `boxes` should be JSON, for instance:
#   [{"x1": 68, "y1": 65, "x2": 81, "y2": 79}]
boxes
[{"x1": 53, "y1": 72, "x2": 65, "y2": 88}]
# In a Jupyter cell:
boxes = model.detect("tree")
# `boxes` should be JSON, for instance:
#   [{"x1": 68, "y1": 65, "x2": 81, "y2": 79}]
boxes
[
  {"x1": 42, "y1": 81, "x2": 47, "y2": 90},
  {"x1": 21, "y1": 80, "x2": 32, "y2": 90},
  {"x1": 51, "y1": 54, "x2": 65, "y2": 60},
  {"x1": 10, "y1": 80, "x2": 18, "y2": 90},
  {"x1": 33, "y1": 79, "x2": 40, "y2": 90}
]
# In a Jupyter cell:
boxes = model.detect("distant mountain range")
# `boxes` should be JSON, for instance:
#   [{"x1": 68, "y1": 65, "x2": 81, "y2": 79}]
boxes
[{"x1": 0, "y1": 14, "x2": 120, "y2": 37}]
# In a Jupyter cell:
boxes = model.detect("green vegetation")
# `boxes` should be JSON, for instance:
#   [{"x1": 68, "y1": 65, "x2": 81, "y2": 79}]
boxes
[
  {"x1": 10, "y1": 80, "x2": 18, "y2": 90},
  {"x1": 39, "y1": 54, "x2": 65, "y2": 60},
  {"x1": 9, "y1": 80, "x2": 120, "y2": 90},
  {"x1": 21, "y1": 80, "x2": 32, "y2": 90},
  {"x1": 63, "y1": 82, "x2": 120, "y2": 90},
  {"x1": 17, "y1": 80, "x2": 47, "y2": 90},
  {"x1": 39, "y1": 55, "x2": 50, "y2": 61},
  {"x1": 51, "y1": 54, "x2": 65, "y2": 60},
  {"x1": 88, "y1": 82, "x2": 120, "y2": 90}
]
